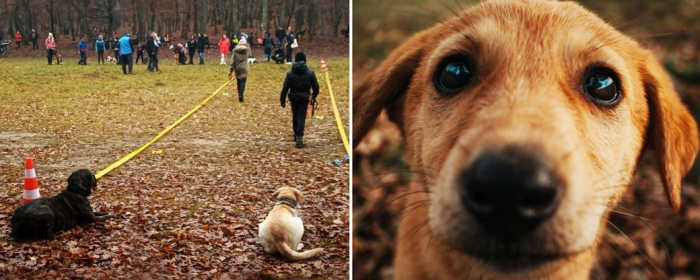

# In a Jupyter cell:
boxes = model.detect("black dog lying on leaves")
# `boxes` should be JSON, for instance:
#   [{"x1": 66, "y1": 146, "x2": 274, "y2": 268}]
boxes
[{"x1": 11, "y1": 169, "x2": 114, "y2": 240}]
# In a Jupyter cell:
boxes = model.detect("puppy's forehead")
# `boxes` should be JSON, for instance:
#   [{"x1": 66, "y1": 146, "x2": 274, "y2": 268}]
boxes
[{"x1": 439, "y1": 1, "x2": 627, "y2": 61}]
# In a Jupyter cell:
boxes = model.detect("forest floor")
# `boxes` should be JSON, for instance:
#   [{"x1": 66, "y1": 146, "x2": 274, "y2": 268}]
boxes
[{"x1": 0, "y1": 57, "x2": 350, "y2": 279}]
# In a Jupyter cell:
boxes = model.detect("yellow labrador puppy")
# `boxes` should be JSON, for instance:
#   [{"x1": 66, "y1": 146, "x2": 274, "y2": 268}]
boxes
[
  {"x1": 258, "y1": 187, "x2": 323, "y2": 260},
  {"x1": 353, "y1": 0, "x2": 699, "y2": 278}
]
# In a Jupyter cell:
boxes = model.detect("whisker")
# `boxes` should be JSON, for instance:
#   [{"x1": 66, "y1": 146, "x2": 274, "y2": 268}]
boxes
[{"x1": 605, "y1": 219, "x2": 667, "y2": 277}]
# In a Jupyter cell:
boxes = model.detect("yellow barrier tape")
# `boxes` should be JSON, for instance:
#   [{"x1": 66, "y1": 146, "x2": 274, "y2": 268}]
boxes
[
  {"x1": 95, "y1": 79, "x2": 233, "y2": 179},
  {"x1": 324, "y1": 71, "x2": 350, "y2": 155}
]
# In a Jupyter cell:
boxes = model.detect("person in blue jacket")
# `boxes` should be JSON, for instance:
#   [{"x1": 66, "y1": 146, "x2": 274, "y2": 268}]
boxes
[
  {"x1": 95, "y1": 35, "x2": 106, "y2": 65},
  {"x1": 77, "y1": 39, "x2": 88, "y2": 64},
  {"x1": 119, "y1": 32, "x2": 134, "y2": 74}
]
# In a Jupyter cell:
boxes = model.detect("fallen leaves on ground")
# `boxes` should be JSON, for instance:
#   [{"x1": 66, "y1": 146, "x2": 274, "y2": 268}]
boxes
[{"x1": 0, "y1": 57, "x2": 349, "y2": 279}]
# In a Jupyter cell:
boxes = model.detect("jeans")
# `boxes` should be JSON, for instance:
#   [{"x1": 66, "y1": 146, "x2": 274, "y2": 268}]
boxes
[
  {"x1": 286, "y1": 45, "x2": 293, "y2": 63},
  {"x1": 32, "y1": 40, "x2": 38, "y2": 50},
  {"x1": 47, "y1": 49, "x2": 53, "y2": 64},
  {"x1": 188, "y1": 50, "x2": 195, "y2": 64},
  {"x1": 150, "y1": 53, "x2": 159, "y2": 71},
  {"x1": 120, "y1": 54, "x2": 133, "y2": 74},
  {"x1": 136, "y1": 51, "x2": 144, "y2": 64},
  {"x1": 97, "y1": 51, "x2": 104, "y2": 64},
  {"x1": 264, "y1": 46, "x2": 272, "y2": 62},
  {"x1": 236, "y1": 78, "x2": 247, "y2": 100},
  {"x1": 199, "y1": 52, "x2": 204, "y2": 64},
  {"x1": 291, "y1": 98, "x2": 309, "y2": 137},
  {"x1": 80, "y1": 51, "x2": 86, "y2": 63}
]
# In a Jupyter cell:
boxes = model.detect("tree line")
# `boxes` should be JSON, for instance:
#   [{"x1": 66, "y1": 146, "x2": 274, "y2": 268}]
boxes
[{"x1": 1, "y1": 0, "x2": 348, "y2": 43}]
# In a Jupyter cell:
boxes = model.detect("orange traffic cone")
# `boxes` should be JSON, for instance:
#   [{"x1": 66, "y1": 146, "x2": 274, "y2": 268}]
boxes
[
  {"x1": 23, "y1": 158, "x2": 41, "y2": 204},
  {"x1": 320, "y1": 58, "x2": 328, "y2": 71}
]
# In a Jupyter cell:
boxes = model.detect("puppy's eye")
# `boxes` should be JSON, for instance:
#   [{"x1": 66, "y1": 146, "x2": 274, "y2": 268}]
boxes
[
  {"x1": 435, "y1": 58, "x2": 472, "y2": 94},
  {"x1": 584, "y1": 71, "x2": 620, "y2": 105}
]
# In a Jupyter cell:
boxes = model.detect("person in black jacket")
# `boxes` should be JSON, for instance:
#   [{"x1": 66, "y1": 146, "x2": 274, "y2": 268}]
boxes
[
  {"x1": 280, "y1": 52, "x2": 319, "y2": 148},
  {"x1": 285, "y1": 27, "x2": 295, "y2": 64},
  {"x1": 147, "y1": 32, "x2": 160, "y2": 73},
  {"x1": 197, "y1": 33, "x2": 206, "y2": 64},
  {"x1": 186, "y1": 34, "x2": 197, "y2": 64},
  {"x1": 275, "y1": 27, "x2": 285, "y2": 48},
  {"x1": 31, "y1": 29, "x2": 38, "y2": 50}
]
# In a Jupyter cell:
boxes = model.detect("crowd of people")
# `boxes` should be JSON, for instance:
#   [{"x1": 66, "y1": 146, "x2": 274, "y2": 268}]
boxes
[{"x1": 6, "y1": 26, "x2": 315, "y2": 148}]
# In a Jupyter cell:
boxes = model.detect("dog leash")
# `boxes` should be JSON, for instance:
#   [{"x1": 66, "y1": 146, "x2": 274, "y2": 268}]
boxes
[{"x1": 95, "y1": 78, "x2": 234, "y2": 179}]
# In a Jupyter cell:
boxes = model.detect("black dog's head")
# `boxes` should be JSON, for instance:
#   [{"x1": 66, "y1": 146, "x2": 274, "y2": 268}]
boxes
[{"x1": 66, "y1": 169, "x2": 97, "y2": 196}]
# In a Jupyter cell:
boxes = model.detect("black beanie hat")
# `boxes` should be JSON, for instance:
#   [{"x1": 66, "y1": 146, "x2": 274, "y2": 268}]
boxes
[{"x1": 295, "y1": 52, "x2": 306, "y2": 63}]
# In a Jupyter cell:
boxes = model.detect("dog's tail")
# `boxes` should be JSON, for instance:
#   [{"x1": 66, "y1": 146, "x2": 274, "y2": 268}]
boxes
[{"x1": 277, "y1": 241, "x2": 323, "y2": 261}]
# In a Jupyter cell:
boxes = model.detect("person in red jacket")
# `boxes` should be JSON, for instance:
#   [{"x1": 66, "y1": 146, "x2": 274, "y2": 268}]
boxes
[
  {"x1": 219, "y1": 34, "x2": 230, "y2": 65},
  {"x1": 15, "y1": 31, "x2": 22, "y2": 49}
]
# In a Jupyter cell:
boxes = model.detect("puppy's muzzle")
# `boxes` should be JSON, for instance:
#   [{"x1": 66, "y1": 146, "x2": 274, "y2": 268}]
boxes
[{"x1": 460, "y1": 147, "x2": 562, "y2": 239}]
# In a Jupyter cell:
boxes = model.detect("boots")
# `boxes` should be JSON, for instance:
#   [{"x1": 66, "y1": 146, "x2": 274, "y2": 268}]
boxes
[{"x1": 296, "y1": 136, "x2": 305, "y2": 148}]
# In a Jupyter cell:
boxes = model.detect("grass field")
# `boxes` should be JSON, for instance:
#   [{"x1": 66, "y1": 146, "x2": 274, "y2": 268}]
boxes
[{"x1": 0, "y1": 57, "x2": 350, "y2": 278}]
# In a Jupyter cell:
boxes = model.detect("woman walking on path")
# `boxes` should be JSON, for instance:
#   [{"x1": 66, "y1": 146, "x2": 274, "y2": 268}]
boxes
[
  {"x1": 228, "y1": 39, "x2": 251, "y2": 103},
  {"x1": 279, "y1": 52, "x2": 319, "y2": 148},
  {"x1": 45, "y1": 33, "x2": 56, "y2": 65},
  {"x1": 95, "y1": 35, "x2": 106, "y2": 64},
  {"x1": 219, "y1": 35, "x2": 230, "y2": 65}
]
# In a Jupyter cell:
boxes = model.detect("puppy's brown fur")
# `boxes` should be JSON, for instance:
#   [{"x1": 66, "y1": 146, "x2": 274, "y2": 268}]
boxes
[
  {"x1": 258, "y1": 187, "x2": 323, "y2": 261},
  {"x1": 353, "y1": 0, "x2": 699, "y2": 278}
]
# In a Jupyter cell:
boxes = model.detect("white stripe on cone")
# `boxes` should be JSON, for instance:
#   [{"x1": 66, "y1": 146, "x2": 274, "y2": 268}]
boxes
[
  {"x1": 24, "y1": 188, "x2": 41, "y2": 200},
  {"x1": 25, "y1": 168, "x2": 36, "y2": 178}
]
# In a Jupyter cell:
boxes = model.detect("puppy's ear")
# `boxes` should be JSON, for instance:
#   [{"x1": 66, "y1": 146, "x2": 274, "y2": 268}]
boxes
[
  {"x1": 352, "y1": 30, "x2": 432, "y2": 148},
  {"x1": 271, "y1": 188, "x2": 282, "y2": 200},
  {"x1": 292, "y1": 188, "x2": 303, "y2": 204},
  {"x1": 642, "y1": 51, "x2": 700, "y2": 212}
]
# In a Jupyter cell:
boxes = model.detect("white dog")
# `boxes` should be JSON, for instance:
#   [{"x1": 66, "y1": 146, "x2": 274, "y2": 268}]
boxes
[
  {"x1": 258, "y1": 187, "x2": 323, "y2": 260},
  {"x1": 247, "y1": 57, "x2": 256, "y2": 64},
  {"x1": 107, "y1": 56, "x2": 117, "y2": 64}
]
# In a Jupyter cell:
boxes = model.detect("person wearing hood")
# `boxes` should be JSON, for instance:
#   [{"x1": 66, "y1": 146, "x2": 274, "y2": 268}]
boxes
[
  {"x1": 228, "y1": 39, "x2": 251, "y2": 102},
  {"x1": 95, "y1": 35, "x2": 106, "y2": 64},
  {"x1": 279, "y1": 52, "x2": 319, "y2": 148},
  {"x1": 119, "y1": 32, "x2": 134, "y2": 74},
  {"x1": 45, "y1": 33, "x2": 56, "y2": 65},
  {"x1": 78, "y1": 38, "x2": 88, "y2": 64}
]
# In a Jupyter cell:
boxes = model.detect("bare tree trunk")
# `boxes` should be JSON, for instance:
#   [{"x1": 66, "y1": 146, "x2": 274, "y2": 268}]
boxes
[{"x1": 261, "y1": 0, "x2": 268, "y2": 35}]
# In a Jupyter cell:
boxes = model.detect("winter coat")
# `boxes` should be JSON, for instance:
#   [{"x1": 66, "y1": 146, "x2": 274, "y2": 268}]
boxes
[
  {"x1": 95, "y1": 39, "x2": 106, "y2": 52},
  {"x1": 263, "y1": 37, "x2": 274, "y2": 48},
  {"x1": 286, "y1": 32, "x2": 295, "y2": 48},
  {"x1": 280, "y1": 62, "x2": 320, "y2": 103},
  {"x1": 31, "y1": 32, "x2": 38, "y2": 40},
  {"x1": 276, "y1": 29, "x2": 285, "y2": 39},
  {"x1": 45, "y1": 38, "x2": 55, "y2": 50},
  {"x1": 230, "y1": 44, "x2": 251, "y2": 79},
  {"x1": 197, "y1": 36, "x2": 206, "y2": 52},
  {"x1": 219, "y1": 39, "x2": 230, "y2": 54},
  {"x1": 147, "y1": 37, "x2": 159, "y2": 55},
  {"x1": 15, "y1": 32, "x2": 22, "y2": 42},
  {"x1": 119, "y1": 35, "x2": 132, "y2": 55},
  {"x1": 78, "y1": 40, "x2": 88, "y2": 52},
  {"x1": 187, "y1": 39, "x2": 197, "y2": 51}
]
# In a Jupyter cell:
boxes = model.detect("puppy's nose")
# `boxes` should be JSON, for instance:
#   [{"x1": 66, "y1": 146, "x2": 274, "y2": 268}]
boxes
[{"x1": 460, "y1": 148, "x2": 562, "y2": 236}]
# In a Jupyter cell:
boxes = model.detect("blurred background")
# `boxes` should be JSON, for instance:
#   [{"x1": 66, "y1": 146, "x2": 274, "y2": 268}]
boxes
[{"x1": 353, "y1": 0, "x2": 700, "y2": 279}]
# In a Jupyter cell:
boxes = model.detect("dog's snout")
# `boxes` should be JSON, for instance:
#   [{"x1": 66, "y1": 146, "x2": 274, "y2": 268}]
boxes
[{"x1": 460, "y1": 148, "x2": 562, "y2": 236}]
